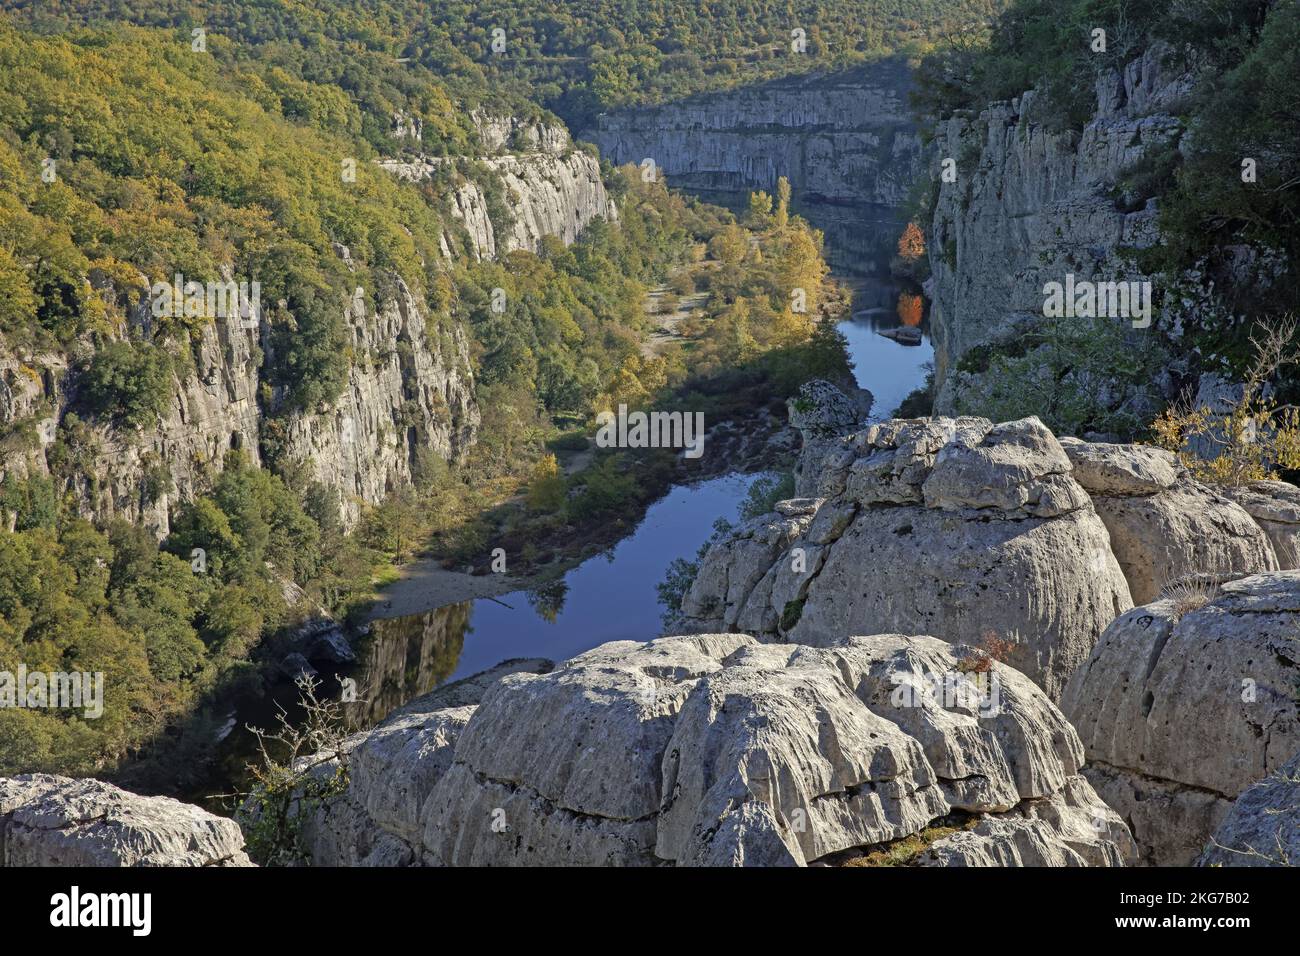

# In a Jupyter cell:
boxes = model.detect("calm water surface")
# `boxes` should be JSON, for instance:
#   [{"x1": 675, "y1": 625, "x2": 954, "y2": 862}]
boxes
[{"x1": 207, "y1": 223, "x2": 933, "y2": 799}]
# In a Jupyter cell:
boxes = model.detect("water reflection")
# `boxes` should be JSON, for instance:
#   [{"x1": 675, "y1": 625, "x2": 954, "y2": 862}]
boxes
[
  {"x1": 353, "y1": 602, "x2": 471, "y2": 728},
  {"x1": 340, "y1": 473, "x2": 767, "y2": 727},
  {"x1": 838, "y1": 280, "x2": 935, "y2": 418},
  {"x1": 525, "y1": 579, "x2": 569, "y2": 624}
]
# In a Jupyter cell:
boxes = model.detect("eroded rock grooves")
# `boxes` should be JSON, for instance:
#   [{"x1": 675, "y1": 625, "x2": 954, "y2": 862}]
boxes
[
  {"x1": 0, "y1": 775, "x2": 252, "y2": 867},
  {"x1": 297, "y1": 633, "x2": 1133, "y2": 867},
  {"x1": 1064, "y1": 572, "x2": 1300, "y2": 866},
  {"x1": 926, "y1": 44, "x2": 1191, "y2": 409},
  {"x1": 1060, "y1": 438, "x2": 1279, "y2": 604},
  {"x1": 683, "y1": 413, "x2": 1134, "y2": 701}
]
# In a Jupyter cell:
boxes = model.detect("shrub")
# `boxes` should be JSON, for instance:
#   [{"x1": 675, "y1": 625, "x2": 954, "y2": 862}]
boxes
[
  {"x1": 739, "y1": 471, "x2": 796, "y2": 520},
  {"x1": 525, "y1": 453, "x2": 567, "y2": 513},
  {"x1": 1151, "y1": 318, "x2": 1300, "y2": 486},
  {"x1": 237, "y1": 676, "x2": 352, "y2": 866},
  {"x1": 80, "y1": 341, "x2": 173, "y2": 428}
]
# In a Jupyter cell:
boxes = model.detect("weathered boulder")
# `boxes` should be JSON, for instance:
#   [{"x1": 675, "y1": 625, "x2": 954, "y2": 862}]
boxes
[
  {"x1": 303, "y1": 633, "x2": 1133, "y2": 867},
  {"x1": 1060, "y1": 439, "x2": 1278, "y2": 604},
  {"x1": 786, "y1": 379, "x2": 870, "y2": 440},
  {"x1": 683, "y1": 417, "x2": 1133, "y2": 700},
  {"x1": 1221, "y1": 480, "x2": 1300, "y2": 570},
  {"x1": 296, "y1": 657, "x2": 553, "y2": 866},
  {"x1": 1198, "y1": 751, "x2": 1300, "y2": 867},
  {"x1": 0, "y1": 774, "x2": 252, "y2": 866},
  {"x1": 1063, "y1": 571, "x2": 1300, "y2": 865}
]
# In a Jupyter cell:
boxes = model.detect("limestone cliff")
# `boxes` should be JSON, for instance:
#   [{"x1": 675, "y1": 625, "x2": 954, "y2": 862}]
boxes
[
  {"x1": 925, "y1": 45, "x2": 1193, "y2": 410},
  {"x1": 380, "y1": 119, "x2": 616, "y2": 261},
  {"x1": 0, "y1": 116, "x2": 613, "y2": 533},
  {"x1": 582, "y1": 59, "x2": 921, "y2": 274}
]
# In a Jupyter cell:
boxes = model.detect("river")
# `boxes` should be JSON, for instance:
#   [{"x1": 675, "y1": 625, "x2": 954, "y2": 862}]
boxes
[
  {"x1": 321, "y1": 264, "x2": 933, "y2": 730},
  {"x1": 196, "y1": 199, "x2": 932, "y2": 806}
]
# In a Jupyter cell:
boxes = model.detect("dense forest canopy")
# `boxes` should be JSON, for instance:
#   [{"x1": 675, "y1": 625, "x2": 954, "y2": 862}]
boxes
[{"x1": 3, "y1": 0, "x2": 1007, "y2": 127}]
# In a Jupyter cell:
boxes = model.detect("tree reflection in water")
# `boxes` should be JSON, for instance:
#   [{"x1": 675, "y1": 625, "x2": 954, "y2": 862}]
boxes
[
  {"x1": 351, "y1": 602, "x2": 471, "y2": 728},
  {"x1": 525, "y1": 579, "x2": 569, "y2": 624}
]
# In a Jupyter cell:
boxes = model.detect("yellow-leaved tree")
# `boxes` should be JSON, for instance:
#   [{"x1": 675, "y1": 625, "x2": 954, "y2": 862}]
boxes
[
  {"x1": 778, "y1": 225, "x2": 828, "y2": 316},
  {"x1": 1151, "y1": 318, "x2": 1300, "y2": 487}
]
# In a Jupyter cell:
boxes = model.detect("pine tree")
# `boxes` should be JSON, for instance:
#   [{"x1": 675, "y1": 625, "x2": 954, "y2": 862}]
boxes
[{"x1": 775, "y1": 176, "x2": 792, "y2": 230}]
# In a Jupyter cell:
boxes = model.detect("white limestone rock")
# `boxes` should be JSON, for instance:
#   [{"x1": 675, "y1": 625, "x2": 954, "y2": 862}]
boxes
[
  {"x1": 1062, "y1": 441, "x2": 1278, "y2": 604},
  {"x1": 345, "y1": 633, "x2": 1136, "y2": 867},
  {"x1": 1063, "y1": 572, "x2": 1300, "y2": 864},
  {"x1": 684, "y1": 416, "x2": 1133, "y2": 700},
  {"x1": 1198, "y1": 751, "x2": 1300, "y2": 867},
  {"x1": 0, "y1": 774, "x2": 252, "y2": 867}
]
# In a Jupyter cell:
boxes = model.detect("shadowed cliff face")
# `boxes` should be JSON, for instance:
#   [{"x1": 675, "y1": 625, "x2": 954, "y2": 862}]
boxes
[
  {"x1": 924, "y1": 45, "x2": 1191, "y2": 413},
  {"x1": 581, "y1": 58, "x2": 922, "y2": 277}
]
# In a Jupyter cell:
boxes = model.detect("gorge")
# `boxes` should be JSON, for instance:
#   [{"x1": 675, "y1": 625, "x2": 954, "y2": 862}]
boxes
[{"x1": 2, "y1": 0, "x2": 1298, "y2": 884}]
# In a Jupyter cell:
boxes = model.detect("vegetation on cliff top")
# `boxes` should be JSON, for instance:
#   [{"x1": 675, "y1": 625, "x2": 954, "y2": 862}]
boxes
[
  {"x1": 5, "y1": 0, "x2": 1008, "y2": 128},
  {"x1": 916, "y1": 0, "x2": 1298, "y2": 435}
]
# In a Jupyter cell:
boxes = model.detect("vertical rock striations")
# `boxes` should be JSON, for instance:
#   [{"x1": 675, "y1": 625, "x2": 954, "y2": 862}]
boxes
[
  {"x1": 926, "y1": 45, "x2": 1192, "y2": 408},
  {"x1": 0, "y1": 115, "x2": 614, "y2": 533},
  {"x1": 582, "y1": 59, "x2": 921, "y2": 274}
]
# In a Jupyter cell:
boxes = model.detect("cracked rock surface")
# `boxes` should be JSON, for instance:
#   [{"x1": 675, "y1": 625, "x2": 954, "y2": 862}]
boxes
[
  {"x1": 0, "y1": 774, "x2": 252, "y2": 866},
  {"x1": 1063, "y1": 572, "x2": 1300, "y2": 865},
  {"x1": 682, "y1": 415, "x2": 1133, "y2": 701},
  {"x1": 302, "y1": 633, "x2": 1133, "y2": 867},
  {"x1": 1197, "y1": 750, "x2": 1300, "y2": 867},
  {"x1": 1060, "y1": 439, "x2": 1278, "y2": 604},
  {"x1": 1221, "y1": 480, "x2": 1300, "y2": 570}
]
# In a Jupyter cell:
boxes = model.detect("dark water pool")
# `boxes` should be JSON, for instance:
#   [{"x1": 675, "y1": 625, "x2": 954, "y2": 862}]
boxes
[{"x1": 354, "y1": 472, "x2": 766, "y2": 717}]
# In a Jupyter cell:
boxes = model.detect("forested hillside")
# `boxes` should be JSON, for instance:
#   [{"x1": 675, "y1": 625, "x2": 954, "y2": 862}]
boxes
[
  {"x1": 0, "y1": 8, "x2": 847, "y2": 783},
  {"x1": 5, "y1": 0, "x2": 1006, "y2": 127}
]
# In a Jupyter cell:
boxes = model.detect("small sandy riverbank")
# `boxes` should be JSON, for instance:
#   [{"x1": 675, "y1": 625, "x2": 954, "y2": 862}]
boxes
[{"x1": 367, "y1": 560, "x2": 530, "y2": 621}]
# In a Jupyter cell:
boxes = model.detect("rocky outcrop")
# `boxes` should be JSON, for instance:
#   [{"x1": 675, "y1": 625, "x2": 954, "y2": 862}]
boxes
[
  {"x1": 296, "y1": 656, "x2": 554, "y2": 866},
  {"x1": 0, "y1": 276, "x2": 478, "y2": 533},
  {"x1": 301, "y1": 633, "x2": 1133, "y2": 867},
  {"x1": 1, "y1": 310, "x2": 263, "y2": 537},
  {"x1": 585, "y1": 60, "x2": 918, "y2": 206},
  {"x1": 787, "y1": 378, "x2": 872, "y2": 439},
  {"x1": 0, "y1": 774, "x2": 252, "y2": 866},
  {"x1": 379, "y1": 120, "x2": 615, "y2": 261},
  {"x1": 1198, "y1": 751, "x2": 1300, "y2": 867},
  {"x1": 470, "y1": 110, "x2": 571, "y2": 155},
  {"x1": 926, "y1": 44, "x2": 1192, "y2": 409},
  {"x1": 682, "y1": 415, "x2": 1133, "y2": 701},
  {"x1": 1060, "y1": 438, "x2": 1280, "y2": 603},
  {"x1": 582, "y1": 59, "x2": 920, "y2": 274},
  {"x1": 1221, "y1": 480, "x2": 1300, "y2": 570},
  {"x1": 277, "y1": 279, "x2": 478, "y2": 526},
  {"x1": 1063, "y1": 572, "x2": 1300, "y2": 865}
]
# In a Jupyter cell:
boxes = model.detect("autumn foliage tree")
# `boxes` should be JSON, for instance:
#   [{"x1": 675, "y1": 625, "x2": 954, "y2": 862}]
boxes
[{"x1": 897, "y1": 222, "x2": 926, "y2": 262}]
